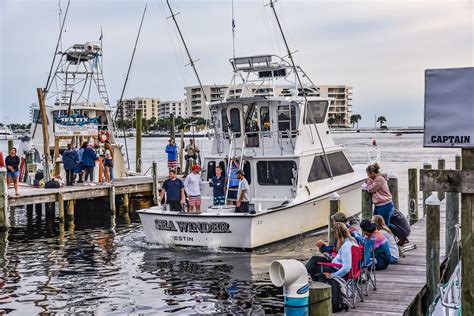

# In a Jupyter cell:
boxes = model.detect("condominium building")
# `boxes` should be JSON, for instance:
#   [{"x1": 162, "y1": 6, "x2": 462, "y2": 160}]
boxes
[
  {"x1": 121, "y1": 97, "x2": 160, "y2": 120},
  {"x1": 183, "y1": 85, "x2": 229, "y2": 120},
  {"x1": 317, "y1": 85, "x2": 353, "y2": 128},
  {"x1": 160, "y1": 101, "x2": 187, "y2": 118}
]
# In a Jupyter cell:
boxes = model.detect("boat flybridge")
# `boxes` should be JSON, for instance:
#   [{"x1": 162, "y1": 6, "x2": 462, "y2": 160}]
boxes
[
  {"x1": 138, "y1": 54, "x2": 366, "y2": 249},
  {"x1": 26, "y1": 42, "x2": 126, "y2": 178}
]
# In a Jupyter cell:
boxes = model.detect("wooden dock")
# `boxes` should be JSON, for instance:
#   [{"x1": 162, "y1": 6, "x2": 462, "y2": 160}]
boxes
[{"x1": 345, "y1": 204, "x2": 447, "y2": 316}]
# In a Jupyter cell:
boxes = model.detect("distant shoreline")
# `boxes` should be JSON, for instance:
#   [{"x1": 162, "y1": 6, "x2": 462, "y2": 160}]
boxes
[{"x1": 330, "y1": 127, "x2": 424, "y2": 134}]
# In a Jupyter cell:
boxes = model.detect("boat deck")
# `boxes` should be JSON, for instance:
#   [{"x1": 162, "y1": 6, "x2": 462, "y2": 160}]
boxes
[
  {"x1": 7, "y1": 176, "x2": 156, "y2": 207},
  {"x1": 345, "y1": 204, "x2": 447, "y2": 315}
]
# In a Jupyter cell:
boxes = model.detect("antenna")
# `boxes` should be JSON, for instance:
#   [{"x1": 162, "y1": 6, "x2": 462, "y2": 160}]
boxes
[
  {"x1": 266, "y1": 0, "x2": 333, "y2": 178},
  {"x1": 232, "y1": 0, "x2": 236, "y2": 59},
  {"x1": 165, "y1": 0, "x2": 208, "y2": 103},
  {"x1": 116, "y1": 3, "x2": 148, "y2": 171}
]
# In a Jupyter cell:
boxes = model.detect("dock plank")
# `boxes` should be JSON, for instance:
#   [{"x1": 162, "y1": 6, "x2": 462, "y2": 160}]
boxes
[{"x1": 344, "y1": 204, "x2": 447, "y2": 315}]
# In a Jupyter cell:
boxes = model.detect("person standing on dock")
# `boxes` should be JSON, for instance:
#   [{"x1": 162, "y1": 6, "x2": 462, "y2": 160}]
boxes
[
  {"x1": 184, "y1": 139, "x2": 199, "y2": 176},
  {"x1": 160, "y1": 169, "x2": 185, "y2": 212},
  {"x1": 366, "y1": 163, "x2": 395, "y2": 229},
  {"x1": 184, "y1": 165, "x2": 204, "y2": 213},
  {"x1": 81, "y1": 143, "x2": 98, "y2": 184},
  {"x1": 63, "y1": 144, "x2": 79, "y2": 186},
  {"x1": 103, "y1": 142, "x2": 114, "y2": 183},
  {"x1": 209, "y1": 165, "x2": 226, "y2": 206},
  {"x1": 165, "y1": 139, "x2": 178, "y2": 170},
  {"x1": 5, "y1": 147, "x2": 20, "y2": 195},
  {"x1": 235, "y1": 170, "x2": 250, "y2": 213},
  {"x1": 76, "y1": 142, "x2": 88, "y2": 183}
]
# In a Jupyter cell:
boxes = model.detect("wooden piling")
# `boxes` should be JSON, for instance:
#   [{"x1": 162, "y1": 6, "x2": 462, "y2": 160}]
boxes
[
  {"x1": 109, "y1": 186, "x2": 116, "y2": 213},
  {"x1": 0, "y1": 169, "x2": 7, "y2": 231},
  {"x1": 408, "y1": 168, "x2": 419, "y2": 225},
  {"x1": 179, "y1": 130, "x2": 184, "y2": 174},
  {"x1": 422, "y1": 161, "x2": 432, "y2": 216},
  {"x1": 461, "y1": 148, "x2": 474, "y2": 315},
  {"x1": 58, "y1": 193, "x2": 65, "y2": 224},
  {"x1": 387, "y1": 172, "x2": 399, "y2": 210},
  {"x1": 7, "y1": 139, "x2": 13, "y2": 152},
  {"x1": 170, "y1": 113, "x2": 176, "y2": 142},
  {"x1": 135, "y1": 109, "x2": 143, "y2": 173},
  {"x1": 455, "y1": 153, "x2": 461, "y2": 170},
  {"x1": 35, "y1": 203, "x2": 42, "y2": 219},
  {"x1": 36, "y1": 88, "x2": 51, "y2": 182},
  {"x1": 361, "y1": 184, "x2": 373, "y2": 220},
  {"x1": 123, "y1": 193, "x2": 130, "y2": 213},
  {"x1": 437, "y1": 156, "x2": 446, "y2": 201},
  {"x1": 309, "y1": 281, "x2": 332, "y2": 316},
  {"x1": 328, "y1": 192, "x2": 340, "y2": 244},
  {"x1": 152, "y1": 161, "x2": 159, "y2": 205},
  {"x1": 54, "y1": 137, "x2": 60, "y2": 177},
  {"x1": 425, "y1": 192, "x2": 440, "y2": 307},
  {"x1": 445, "y1": 191, "x2": 459, "y2": 280},
  {"x1": 67, "y1": 200, "x2": 75, "y2": 233}
]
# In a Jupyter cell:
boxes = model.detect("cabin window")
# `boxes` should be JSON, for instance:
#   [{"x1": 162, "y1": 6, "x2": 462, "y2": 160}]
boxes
[
  {"x1": 307, "y1": 151, "x2": 354, "y2": 182},
  {"x1": 32, "y1": 109, "x2": 48, "y2": 124},
  {"x1": 207, "y1": 160, "x2": 226, "y2": 180},
  {"x1": 277, "y1": 105, "x2": 297, "y2": 137},
  {"x1": 304, "y1": 100, "x2": 328, "y2": 124},
  {"x1": 257, "y1": 161, "x2": 297, "y2": 186},
  {"x1": 260, "y1": 106, "x2": 270, "y2": 132},
  {"x1": 229, "y1": 108, "x2": 242, "y2": 137},
  {"x1": 227, "y1": 160, "x2": 251, "y2": 185}
]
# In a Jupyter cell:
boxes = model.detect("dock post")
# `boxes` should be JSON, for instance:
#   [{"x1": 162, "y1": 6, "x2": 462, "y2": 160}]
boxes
[
  {"x1": 170, "y1": 113, "x2": 176, "y2": 142},
  {"x1": 425, "y1": 192, "x2": 440, "y2": 307},
  {"x1": 309, "y1": 281, "x2": 332, "y2": 316},
  {"x1": 123, "y1": 193, "x2": 130, "y2": 212},
  {"x1": 461, "y1": 148, "x2": 474, "y2": 315},
  {"x1": 26, "y1": 204, "x2": 33, "y2": 225},
  {"x1": 179, "y1": 130, "x2": 184, "y2": 174},
  {"x1": 7, "y1": 139, "x2": 13, "y2": 152},
  {"x1": 152, "y1": 160, "x2": 159, "y2": 205},
  {"x1": 408, "y1": 168, "x2": 419, "y2": 225},
  {"x1": 58, "y1": 193, "x2": 65, "y2": 225},
  {"x1": 135, "y1": 109, "x2": 143, "y2": 173},
  {"x1": 361, "y1": 183, "x2": 373, "y2": 220},
  {"x1": 45, "y1": 202, "x2": 55, "y2": 234},
  {"x1": 0, "y1": 169, "x2": 8, "y2": 232},
  {"x1": 437, "y1": 156, "x2": 445, "y2": 201},
  {"x1": 422, "y1": 161, "x2": 432, "y2": 216},
  {"x1": 67, "y1": 200, "x2": 75, "y2": 233},
  {"x1": 328, "y1": 192, "x2": 340, "y2": 244},
  {"x1": 387, "y1": 172, "x2": 399, "y2": 210},
  {"x1": 37, "y1": 88, "x2": 51, "y2": 182},
  {"x1": 109, "y1": 186, "x2": 116, "y2": 213},
  {"x1": 35, "y1": 203, "x2": 42, "y2": 219},
  {"x1": 445, "y1": 190, "x2": 459, "y2": 281},
  {"x1": 455, "y1": 153, "x2": 461, "y2": 170}
]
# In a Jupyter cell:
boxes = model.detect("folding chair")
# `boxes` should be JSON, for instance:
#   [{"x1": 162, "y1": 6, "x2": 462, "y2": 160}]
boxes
[
  {"x1": 320, "y1": 244, "x2": 364, "y2": 308},
  {"x1": 360, "y1": 237, "x2": 377, "y2": 295}
]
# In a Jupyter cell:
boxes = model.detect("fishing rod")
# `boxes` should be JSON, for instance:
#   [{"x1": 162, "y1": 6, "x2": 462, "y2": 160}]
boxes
[
  {"x1": 32, "y1": 0, "x2": 71, "y2": 139},
  {"x1": 115, "y1": 3, "x2": 148, "y2": 171},
  {"x1": 165, "y1": 0, "x2": 208, "y2": 103},
  {"x1": 266, "y1": 0, "x2": 334, "y2": 179}
]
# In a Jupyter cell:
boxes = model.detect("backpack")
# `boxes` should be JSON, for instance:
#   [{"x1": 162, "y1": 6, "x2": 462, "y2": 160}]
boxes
[
  {"x1": 317, "y1": 276, "x2": 349, "y2": 312},
  {"x1": 35, "y1": 170, "x2": 44, "y2": 181},
  {"x1": 45, "y1": 180, "x2": 60, "y2": 189}
]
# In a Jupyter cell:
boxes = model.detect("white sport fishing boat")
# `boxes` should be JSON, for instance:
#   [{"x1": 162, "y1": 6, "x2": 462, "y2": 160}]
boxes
[{"x1": 138, "y1": 54, "x2": 366, "y2": 249}]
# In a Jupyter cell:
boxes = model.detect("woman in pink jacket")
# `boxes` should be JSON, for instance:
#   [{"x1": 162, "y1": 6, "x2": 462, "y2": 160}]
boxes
[{"x1": 366, "y1": 163, "x2": 394, "y2": 228}]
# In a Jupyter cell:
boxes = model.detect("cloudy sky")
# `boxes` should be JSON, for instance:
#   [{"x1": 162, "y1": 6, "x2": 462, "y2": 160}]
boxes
[{"x1": 1, "y1": 0, "x2": 472, "y2": 126}]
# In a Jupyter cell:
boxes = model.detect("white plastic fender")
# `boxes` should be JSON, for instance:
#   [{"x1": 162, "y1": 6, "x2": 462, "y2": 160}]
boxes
[{"x1": 269, "y1": 259, "x2": 309, "y2": 300}]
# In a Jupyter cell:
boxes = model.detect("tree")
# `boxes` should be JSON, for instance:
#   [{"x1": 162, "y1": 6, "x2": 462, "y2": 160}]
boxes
[
  {"x1": 335, "y1": 114, "x2": 344, "y2": 128},
  {"x1": 376, "y1": 116, "x2": 387, "y2": 128},
  {"x1": 350, "y1": 114, "x2": 362, "y2": 129},
  {"x1": 327, "y1": 117, "x2": 336, "y2": 126}
]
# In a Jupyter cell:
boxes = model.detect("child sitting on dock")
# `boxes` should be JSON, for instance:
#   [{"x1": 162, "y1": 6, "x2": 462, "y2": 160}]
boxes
[
  {"x1": 306, "y1": 222, "x2": 358, "y2": 280},
  {"x1": 360, "y1": 219, "x2": 391, "y2": 270},
  {"x1": 316, "y1": 211, "x2": 363, "y2": 255},
  {"x1": 372, "y1": 215, "x2": 399, "y2": 264}
]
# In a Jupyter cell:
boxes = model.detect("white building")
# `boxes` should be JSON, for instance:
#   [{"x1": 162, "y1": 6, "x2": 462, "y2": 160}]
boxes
[
  {"x1": 121, "y1": 97, "x2": 160, "y2": 120},
  {"x1": 160, "y1": 101, "x2": 187, "y2": 118},
  {"x1": 317, "y1": 85, "x2": 353, "y2": 128}
]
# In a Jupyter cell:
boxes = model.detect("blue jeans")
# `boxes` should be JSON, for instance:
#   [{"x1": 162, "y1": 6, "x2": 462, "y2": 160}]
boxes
[{"x1": 374, "y1": 201, "x2": 395, "y2": 229}]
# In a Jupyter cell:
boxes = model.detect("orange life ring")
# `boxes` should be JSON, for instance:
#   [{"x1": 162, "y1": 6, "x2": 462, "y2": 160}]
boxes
[{"x1": 99, "y1": 130, "x2": 110, "y2": 143}]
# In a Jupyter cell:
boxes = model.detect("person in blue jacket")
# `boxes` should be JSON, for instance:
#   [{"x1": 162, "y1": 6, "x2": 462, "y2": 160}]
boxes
[
  {"x1": 62, "y1": 144, "x2": 79, "y2": 186},
  {"x1": 81, "y1": 143, "x2": 98, "y2": 183},
  {"x1": 165, "y1": 139, "x2": 178, "y2": 170},
  {"x1": 209, "y1": 165, "x2": 226, "y2": 205}
]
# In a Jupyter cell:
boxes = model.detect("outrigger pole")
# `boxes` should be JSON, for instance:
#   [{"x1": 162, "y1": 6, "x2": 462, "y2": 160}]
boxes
[
  {"x1": 116, "y1": 3, "x2": 148, "y2": 171},
  {"x1": 266, "y1": 0, "x2": 334, "y2": 179},
  {"x1": 165, "y1": 0, "x2": 208, "y2": 103}
]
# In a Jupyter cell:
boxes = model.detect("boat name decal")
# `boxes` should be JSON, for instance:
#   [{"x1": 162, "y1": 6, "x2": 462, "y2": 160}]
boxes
[
  {"x1": 56, "y1": 113, "x2": 100, "y2": 126},
  {"x1": 155, "y1": 219, "x2": 232, "y2": 233}
]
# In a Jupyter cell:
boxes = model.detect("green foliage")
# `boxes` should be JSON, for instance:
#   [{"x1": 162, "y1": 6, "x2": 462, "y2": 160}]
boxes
[
  {"x1": 350, "y1": 114, "x2": 362, "y2": 128},
  {"x1": 376, "y1": 116, "x2": 387, "y2": 128}
]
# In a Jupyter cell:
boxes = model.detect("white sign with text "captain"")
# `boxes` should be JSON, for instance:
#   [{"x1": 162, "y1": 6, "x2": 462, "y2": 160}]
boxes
[{"x1": 424, "y1": 67, "x2": 474, "y2": 148}]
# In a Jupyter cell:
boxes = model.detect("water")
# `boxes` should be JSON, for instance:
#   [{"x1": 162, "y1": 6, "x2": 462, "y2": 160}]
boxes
[{"x1": 0, "y1": 133, "x2": 459, "y2": 314}]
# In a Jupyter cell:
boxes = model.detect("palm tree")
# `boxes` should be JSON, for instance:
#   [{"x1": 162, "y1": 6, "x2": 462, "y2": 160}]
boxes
[
  {"x1": 335, "y1": 114, "x2": 344, "y2": 127},
  {"x1": 327, "y1": 117, "x2": 336, "y2": 126},
  {"x1": 350, "y1": 114, "x2": 362, "y2": 129},
  {"x1": 377, "y1": 116, "x2": 387, "y2": 128}
]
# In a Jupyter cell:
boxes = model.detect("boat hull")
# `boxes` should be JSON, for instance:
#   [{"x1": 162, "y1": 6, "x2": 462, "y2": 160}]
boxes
[{"x1": 138, "y1": 180, "x2": 363, "y2": 249}]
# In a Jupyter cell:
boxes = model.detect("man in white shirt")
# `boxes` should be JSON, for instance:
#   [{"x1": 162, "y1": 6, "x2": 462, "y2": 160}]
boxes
[
  {"x1": 184, "y1": 165, "x2": 204, "y2": 213},
  {"x1": 235, "y1": 170, "x2": 250, "y2": 213}
]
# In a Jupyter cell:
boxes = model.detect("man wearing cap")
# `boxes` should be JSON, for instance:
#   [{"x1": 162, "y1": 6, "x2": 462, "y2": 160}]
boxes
[
  {"x1": 184, "y1": 165, "x2": 204, "y2": 213},
  {"x1": 235, "y1": 170, "x2": 250, "y2": 213},
  {"x1": 165, "y1": 139, "x2": 178, "y2": 170}
]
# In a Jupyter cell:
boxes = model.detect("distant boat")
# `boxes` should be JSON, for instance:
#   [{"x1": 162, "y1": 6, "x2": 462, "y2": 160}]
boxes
[{"x1": 0, "y1": 126, "x2": 14, "y2": 140}]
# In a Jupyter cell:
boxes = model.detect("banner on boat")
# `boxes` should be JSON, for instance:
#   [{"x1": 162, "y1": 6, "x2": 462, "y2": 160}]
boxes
[
  {"x1": 424, "y1": 67, "x2": 474, "y2": 148},
  {"x1": 55, "y1": 114, "x2": 100, "y2": 137},
  {"x1": 155, "y1": 219, "x2": 232, "y2": 233}
]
